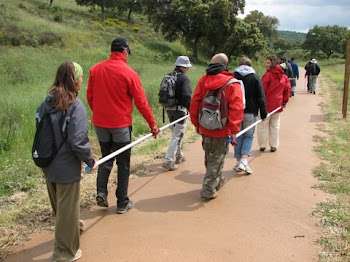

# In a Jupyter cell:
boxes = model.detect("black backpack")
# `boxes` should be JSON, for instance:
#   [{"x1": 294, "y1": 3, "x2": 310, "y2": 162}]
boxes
[
  {"x1": 309, "y1": 63, "x2": 318, "y2": 75},
  {"x1": 32, "y1": 110, "x2": 68, "y2": 168},
  {"x1": 158, "y1": 71, "x2": 178, "y2": 108}
]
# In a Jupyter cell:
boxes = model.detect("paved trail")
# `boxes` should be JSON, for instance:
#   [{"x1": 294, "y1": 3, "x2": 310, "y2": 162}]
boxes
[{"x1": 7, "y1": 71, "x2": 329, "y2": 262}]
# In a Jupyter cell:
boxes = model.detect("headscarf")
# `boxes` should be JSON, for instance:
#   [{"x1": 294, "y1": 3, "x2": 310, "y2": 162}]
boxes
[{"x1": 72, "y1": 62, "x2": 83, "y2": 80}]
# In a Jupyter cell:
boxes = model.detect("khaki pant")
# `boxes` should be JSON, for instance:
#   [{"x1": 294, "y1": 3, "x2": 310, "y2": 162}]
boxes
[
  {"x1": 257, "y1": 112, "x2": 281, "y2": 148},
  {"x1": 46, "y1": 180, "x2": 80, "y2": 261},
  {"x1": 201, "y1": 135, "x2": 229, "y2": 198}
]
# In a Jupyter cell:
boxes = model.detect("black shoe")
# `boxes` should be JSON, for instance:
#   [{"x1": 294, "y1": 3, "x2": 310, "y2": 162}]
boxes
[
  {"x1": 260, "y1": 147, "x2": 266, "y2": 152},
  {"x1": 96, "y1": 193, "x2": 108, "y2": 207},
  {"x1": 291, "y1": 91, "x2": 295, "y2": 96},
  {"x1": 313, "y1": 91, "x2": 316, "y2": 94},
  {"x1": 117, "y1": 200, "x2": 134, "y2": 214},
  {"x1": 270, "y1": 147, "x2": 277, "y2": 152}
]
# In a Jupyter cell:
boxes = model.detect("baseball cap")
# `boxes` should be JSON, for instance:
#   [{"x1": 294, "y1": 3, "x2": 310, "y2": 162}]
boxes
[
  {"x1": 175, "y1": 56, "x2": 192, "y2": 68},
  {"x1": 111, "y1": 37, "x2": 131, "y2": 54}
]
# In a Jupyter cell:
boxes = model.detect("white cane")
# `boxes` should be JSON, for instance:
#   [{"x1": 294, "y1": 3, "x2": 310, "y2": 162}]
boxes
[
  {"x1": 86, "y1": 106, "x2": 282, "y2": 171},
  {"x1": 85, "y1": 114, "x2": 189, "y2": 171}
]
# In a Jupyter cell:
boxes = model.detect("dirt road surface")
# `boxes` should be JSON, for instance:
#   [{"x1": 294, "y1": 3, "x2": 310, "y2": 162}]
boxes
[{"x1": 7, "y1": 72, "x2": 329, "y2": 262}]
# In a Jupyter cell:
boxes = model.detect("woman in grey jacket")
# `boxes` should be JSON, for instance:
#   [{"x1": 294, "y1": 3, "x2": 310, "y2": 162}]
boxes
[{"x1": 36, "y1": 61, "x2": 97, "y2": 262}]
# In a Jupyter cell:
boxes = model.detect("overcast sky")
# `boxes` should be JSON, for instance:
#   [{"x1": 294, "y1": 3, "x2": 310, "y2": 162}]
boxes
[{"x1": 239, "y1": 0, "x2": 350, "y2": 33}]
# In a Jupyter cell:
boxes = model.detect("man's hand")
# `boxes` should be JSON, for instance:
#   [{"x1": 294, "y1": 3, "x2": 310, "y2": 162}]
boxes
[
  {"x1": 91, "y1": 162, "x2": 98, "y2": 171},
  {"x1": 151, "y1": 126, "x2": 160, "y2": 139},
  {"x1": 228, "y1": 134, "x2": 237, "y2": 146}
]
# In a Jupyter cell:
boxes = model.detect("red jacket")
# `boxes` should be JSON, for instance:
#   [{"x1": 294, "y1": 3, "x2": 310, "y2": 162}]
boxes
[
  {"x1": 190, "y1": 70, "x2": 244, "y2": 138},
  {"x1": 87, "y1": 52, "x2": 156, "y2": 129},
  {"x1": 261, "y1": 65, "x2": 291, "y2": 113}
]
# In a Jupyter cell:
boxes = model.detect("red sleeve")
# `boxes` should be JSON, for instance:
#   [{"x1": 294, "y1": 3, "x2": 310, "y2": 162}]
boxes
[
  {"x1": 128, "y1": 72, "x2": 157, "y2": 128},
  {"x1": 261, "y1": 73, "x2": 270, "y2": 93},
  {"x1": 86, "y1": 70, "x2": 93, "y2": 111},
  {"x1": 227, "y1": 82, "x2": 244, "y2": 135},
  {"x1": 189, "y1": 76, "x2": 206, "y2": 127}
]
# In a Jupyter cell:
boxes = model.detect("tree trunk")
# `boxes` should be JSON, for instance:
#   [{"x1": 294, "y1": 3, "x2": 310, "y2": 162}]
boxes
[
  {"x1": 50, "y1": 0, "x2": 53, "y2": 6},
  {"x1": 128, "y1": 8, "x2": 133, "y2": 21},
  {"x1": 101, "y1": 1, "x2": 105, "y2": 21}
]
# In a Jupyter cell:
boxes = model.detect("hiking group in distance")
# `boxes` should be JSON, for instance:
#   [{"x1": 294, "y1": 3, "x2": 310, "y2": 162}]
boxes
[{"x1": 31, "y1": 36, "x2": 321, "y2": 261}]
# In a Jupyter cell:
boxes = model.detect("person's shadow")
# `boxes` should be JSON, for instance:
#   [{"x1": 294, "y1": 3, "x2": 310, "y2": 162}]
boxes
[{"x1": 135, "y1": 189, "x2": 204, "y2": 213}]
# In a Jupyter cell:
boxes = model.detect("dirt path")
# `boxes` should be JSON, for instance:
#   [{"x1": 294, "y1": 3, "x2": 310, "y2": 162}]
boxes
[{"x1": 7, "y1": 71, "x2": 329, "y2": 262}]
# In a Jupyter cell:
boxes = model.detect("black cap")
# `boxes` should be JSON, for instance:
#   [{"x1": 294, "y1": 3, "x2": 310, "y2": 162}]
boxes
[{"x1": 111, "y1": 37, "x2": 131, "y2": 54}]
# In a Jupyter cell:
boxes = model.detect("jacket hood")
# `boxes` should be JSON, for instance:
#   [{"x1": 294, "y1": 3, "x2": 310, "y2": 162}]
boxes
[
  {"x1": 234, "y1": 65, "x2": 255, "y2": 77},
  {"x1": 267, "y1": 65, "x2": 284, "y2": 80},
  {"x1": 42, "y1": 92, "x2": 56, "y2": 112},
  {"x1": 204, "y1": 69, "x2": 235, "y2": 90},
  {"x1": 206, "y1": 63, "x2": 228, "y2": 75}
]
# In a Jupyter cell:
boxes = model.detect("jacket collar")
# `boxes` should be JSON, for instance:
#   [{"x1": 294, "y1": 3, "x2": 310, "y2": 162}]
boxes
[{"x1": 109, "y1": 52, "x2": 127, "y2": 62}]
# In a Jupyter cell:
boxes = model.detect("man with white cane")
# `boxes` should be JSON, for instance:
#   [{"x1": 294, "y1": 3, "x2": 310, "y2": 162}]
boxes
[{"x1": 87, "y1": 37, "x2": 160, "y2": 214}]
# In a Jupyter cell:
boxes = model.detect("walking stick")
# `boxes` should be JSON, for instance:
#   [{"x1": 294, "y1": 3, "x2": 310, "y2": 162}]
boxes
[
  {"x1": 85, "y1": 115, "x2": 189, "y2": 171},
  {"x1": 86, "y1": 106, "x2": 283, "y2": 171},
  {"x1": 228, "y1": 106, "x2": 282, "y2": 143}
]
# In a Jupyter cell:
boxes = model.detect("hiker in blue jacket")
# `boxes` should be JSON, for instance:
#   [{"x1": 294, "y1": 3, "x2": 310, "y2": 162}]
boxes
[{"x1": 289, "y1": 57, "x2": 299, "y2": 96}]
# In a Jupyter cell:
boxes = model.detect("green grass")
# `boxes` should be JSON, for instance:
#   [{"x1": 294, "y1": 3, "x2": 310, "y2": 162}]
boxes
[{"x1": 312, "y1": 59, "x2": 350, "y2": 261}]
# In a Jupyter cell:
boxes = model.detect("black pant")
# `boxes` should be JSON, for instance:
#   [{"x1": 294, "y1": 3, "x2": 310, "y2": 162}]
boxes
[{"x1": 96, "y1": 140, "x2": 131, "y2": 208}]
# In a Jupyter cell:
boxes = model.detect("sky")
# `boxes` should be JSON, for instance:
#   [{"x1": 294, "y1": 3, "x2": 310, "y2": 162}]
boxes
[{"x1": 239, "y1": 0, "x2": 350, "y2": 33}]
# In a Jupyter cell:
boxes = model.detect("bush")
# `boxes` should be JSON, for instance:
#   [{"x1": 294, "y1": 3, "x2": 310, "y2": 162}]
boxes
[
  {"x1": 132, "y1": 26, "x2": 140, "y2": 32},
  {"x1": 93, "y1": 22, "x2": 104, "y2": 31},
  {"x1": 53, "y1": 13, "x2": 62, "y2": 22},
  {"x1": 38, "y1": 31, "x2": 62, "y2": 46}
]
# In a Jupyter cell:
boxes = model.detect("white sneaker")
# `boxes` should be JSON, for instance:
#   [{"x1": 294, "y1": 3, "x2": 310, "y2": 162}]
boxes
[
  {"x1": 233, "y1": 161, "x2": 240, "y2": 171},
  {"x1": 70, "y1": 249, "x2": 82, "y2": 261},
  {"x1": 245, "y1": 164, "x2": 253, "y2": 175},
  {"x1": 236, "y1": 162, "x2": 246, "y2": 172}
]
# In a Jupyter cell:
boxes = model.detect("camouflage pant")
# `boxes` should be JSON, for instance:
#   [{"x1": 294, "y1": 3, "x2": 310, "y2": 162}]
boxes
[{"x1": 201, "y1": 135, "x2": 229, "y2": 198}]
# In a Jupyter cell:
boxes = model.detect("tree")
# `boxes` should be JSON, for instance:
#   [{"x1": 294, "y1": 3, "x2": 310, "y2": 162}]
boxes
[
  {"x1": 75, "y1": 0, "x2": 118, "y2": 21},
  {"x1": 223, "y1": 19, "x2": 266, "y2": 59},
  {"x1": 116, "y1": 0, "x2": 142, "y2": 21},
  {"x1": 143, "y1": 0, "x2": 245, "y2": 61},
  {"x1": 303, "y1": 25, "x2": 349, "y2": 59},
  {"x1": 243, "y1": 10, "x2": 279, "y2": 39}
]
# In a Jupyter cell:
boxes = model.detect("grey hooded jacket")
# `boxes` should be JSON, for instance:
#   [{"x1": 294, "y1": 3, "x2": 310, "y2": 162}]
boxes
[{"x1": 36, "y1": 93, "x2": 94, "y2": 184}]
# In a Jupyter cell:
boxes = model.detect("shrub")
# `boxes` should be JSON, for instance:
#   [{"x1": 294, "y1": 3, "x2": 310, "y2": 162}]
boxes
[
  {"x1": 93, "y1": 22, "x2": 104, "y2": 31},
  {"x1": 38, "y1": 2, "x2": 50, "y2": 10},
  {"x1": 53, "y1": 13, "x2": 62, "y2": 22},
  {"x1": 18, "y1": 3, "x2": 26, "y2": 9},
  {"x1": 38, "y1": 31, "x2": 62, "y2": 46},
  {"x1": 132, "y1": 26, "x2": 140, "y2": 32}
]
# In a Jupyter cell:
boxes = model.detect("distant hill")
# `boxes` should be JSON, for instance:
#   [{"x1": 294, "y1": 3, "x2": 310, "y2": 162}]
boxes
[{"x1": 277, "y1": 30, "x2": 306, "y2": 43}]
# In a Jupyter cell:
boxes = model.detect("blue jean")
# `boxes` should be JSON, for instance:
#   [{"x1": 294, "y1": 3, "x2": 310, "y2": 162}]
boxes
[{"x1": 234, "y1": 113, "x2": 256, "y2": 159}]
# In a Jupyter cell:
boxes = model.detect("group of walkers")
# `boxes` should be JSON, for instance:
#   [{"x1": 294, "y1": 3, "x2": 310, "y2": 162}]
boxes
[{"x1": 35, "y1": 36, "x2": 320, "y2": 261}]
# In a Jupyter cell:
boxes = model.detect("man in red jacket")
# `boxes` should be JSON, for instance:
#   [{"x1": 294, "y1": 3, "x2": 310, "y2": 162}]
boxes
[
  {"x1": 87, "y1": 37, "x2": 159, "y2": 214},
  {"x1": 190, "y1": 53, "x2": 244, "y2": 200}
]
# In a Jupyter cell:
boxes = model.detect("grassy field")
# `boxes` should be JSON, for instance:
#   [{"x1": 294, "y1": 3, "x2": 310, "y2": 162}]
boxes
[{"x1": 312, "y1": 59, "x2": 350, "y2": 261}]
